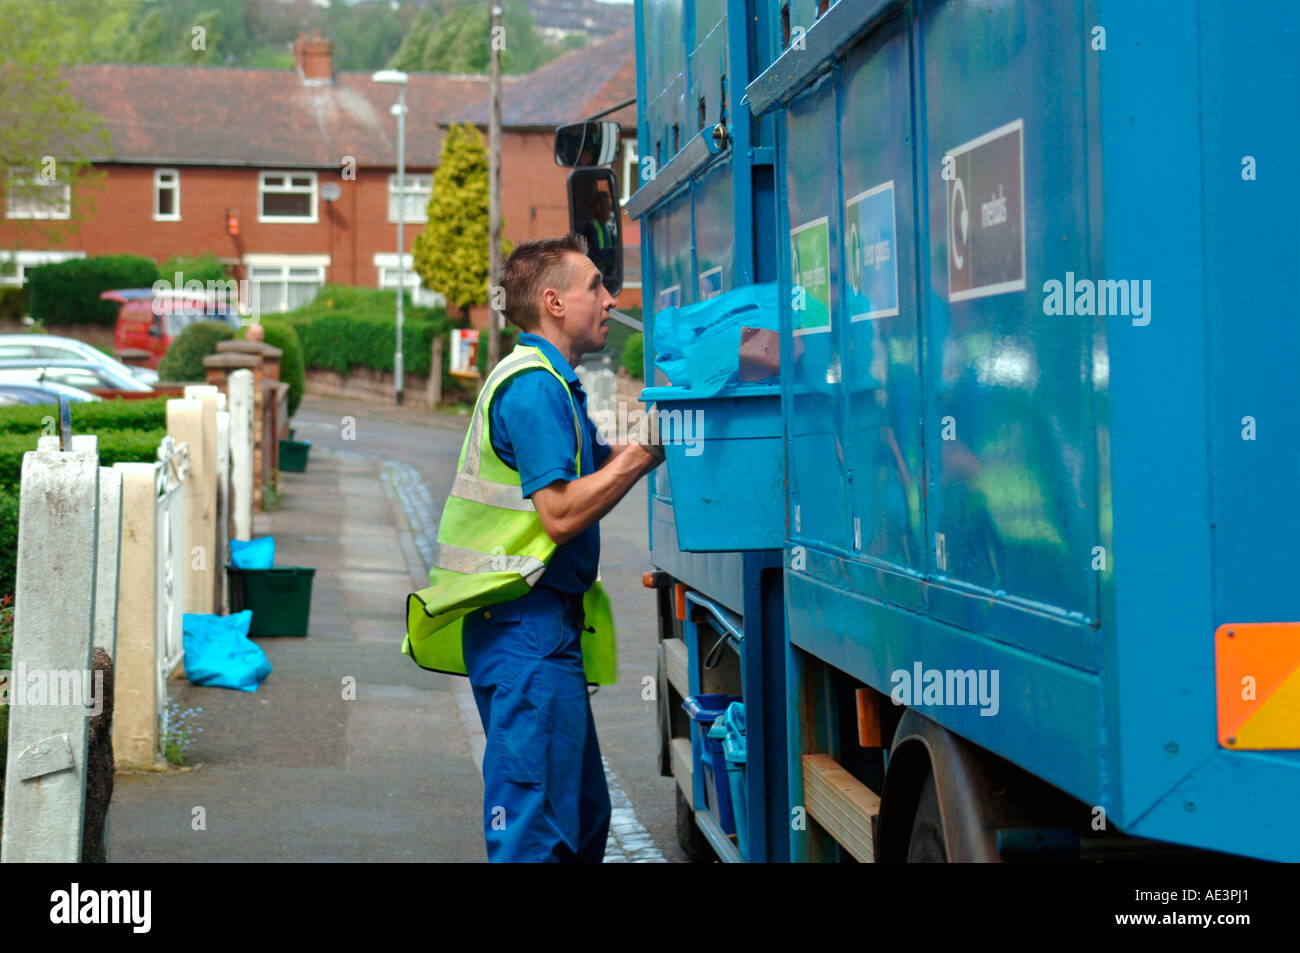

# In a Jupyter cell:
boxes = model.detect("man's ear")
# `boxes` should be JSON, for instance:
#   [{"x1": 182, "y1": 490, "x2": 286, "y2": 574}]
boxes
[{"x1": 542, "y1": 287, "x2": 564, "y2": 320}]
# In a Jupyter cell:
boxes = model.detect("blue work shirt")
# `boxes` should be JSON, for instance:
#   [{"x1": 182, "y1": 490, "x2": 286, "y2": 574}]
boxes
[{"x1": 489, "y1": 332, "x2": 611, "y2": 593}]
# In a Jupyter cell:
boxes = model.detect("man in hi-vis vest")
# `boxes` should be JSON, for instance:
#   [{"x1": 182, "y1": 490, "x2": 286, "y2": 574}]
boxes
[{"x1": 405, "y1": 234, "x2": 663, "y2": 862}]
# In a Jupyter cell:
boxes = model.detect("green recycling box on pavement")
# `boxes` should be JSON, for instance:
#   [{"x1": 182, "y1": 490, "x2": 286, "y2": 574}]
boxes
[
  {"x1": 279, "y1": 438, "x2": 311, "y2": 472},
  {"x1": 227, "y1": 566, "x2": 316, "y2": 637}
]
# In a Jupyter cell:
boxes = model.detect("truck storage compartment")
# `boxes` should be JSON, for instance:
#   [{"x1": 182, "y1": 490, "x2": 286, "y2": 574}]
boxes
[{"x1": 641, "y1": 382, "x2": 782, "y2": 551}]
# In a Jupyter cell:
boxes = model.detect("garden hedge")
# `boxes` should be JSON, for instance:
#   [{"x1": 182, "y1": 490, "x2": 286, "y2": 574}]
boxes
[
  {"x1": 242, "y1": 317, "x2": 305, "y2": 416},
  {"x1": 25, "y1": 255, "x2": 160, "y2": 327},
  {"x1": 0, "y1": 396, "x2": 169, "y2": 437},
  {"x1": 157, "y1": 320, "x2": 236, "y2": 382}
]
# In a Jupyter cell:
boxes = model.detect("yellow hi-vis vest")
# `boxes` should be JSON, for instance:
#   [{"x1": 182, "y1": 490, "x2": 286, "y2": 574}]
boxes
[{"x1": 403, "y1": 344, "x2": 617, "y2": 685}]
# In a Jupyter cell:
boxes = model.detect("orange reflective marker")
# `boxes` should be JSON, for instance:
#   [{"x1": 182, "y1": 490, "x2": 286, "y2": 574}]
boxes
[
  {"x1": 674, "y1": 583, "x2": 687, "y2": 621},
  {"x1": 1215, "y1": 622, "x2": 1300, "y2": 749}
]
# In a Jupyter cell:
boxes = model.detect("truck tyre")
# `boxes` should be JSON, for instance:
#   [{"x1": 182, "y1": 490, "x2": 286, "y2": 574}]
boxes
[
  {"x1": 906, "y1": 770, "x2": 949, "y2": 863},
  {"x1": 676, "y1": 787, "x2": 716, "y2": 862}
]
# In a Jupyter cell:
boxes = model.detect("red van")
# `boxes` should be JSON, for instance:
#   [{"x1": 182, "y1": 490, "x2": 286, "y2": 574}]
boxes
[{"x1": 104, "y1": 288, "x2": 242, "y2": 369}]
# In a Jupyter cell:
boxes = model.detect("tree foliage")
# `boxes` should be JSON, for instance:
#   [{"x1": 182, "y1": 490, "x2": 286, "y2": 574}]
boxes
[
  {"x1": 0, "y1": 0, "x2": 113, "y2": 248},
  {"x1": 413, "y1": 124, "x2": 510, "y2": 311},
  {"x1": 388, "y1": 1, "x2": 567, "y2": 75}
]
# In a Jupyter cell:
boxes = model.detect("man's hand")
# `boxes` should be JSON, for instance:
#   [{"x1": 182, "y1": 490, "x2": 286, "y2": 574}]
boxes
[{"x1": 629, "y1": 405, "x2": 666, "y2": 462}]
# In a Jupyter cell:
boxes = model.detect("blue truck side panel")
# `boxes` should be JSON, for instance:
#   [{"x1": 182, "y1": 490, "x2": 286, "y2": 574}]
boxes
[{"x1": 633, "y1": 0, "x2": 1300, "y2": 862}]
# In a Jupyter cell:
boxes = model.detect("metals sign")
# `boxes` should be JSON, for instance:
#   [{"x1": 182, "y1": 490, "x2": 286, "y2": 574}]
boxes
[{"x1": 945, "y1": 118, "x2": 1025, "y2": 302}]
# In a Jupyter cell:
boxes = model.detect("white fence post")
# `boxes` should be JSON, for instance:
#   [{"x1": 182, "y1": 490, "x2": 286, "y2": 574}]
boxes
[
  {"x1": 169, "y1": 395, "x2": 215, "y2": 615},
  {"x1": 229, "y1": 369, "x2": 254, "y2": 542},
  {"x1": 111, "y1": 438, "x2": 189, "y2": 769},
  {"x1": 213, "y1": 395, "x2": 230, "y2": 614},
  {"x1": 1, "y1": 434, "x2": 102, "y2": 863},
  {"x1": 94, "y1": 468, "x2": 123, "y2": 659}
]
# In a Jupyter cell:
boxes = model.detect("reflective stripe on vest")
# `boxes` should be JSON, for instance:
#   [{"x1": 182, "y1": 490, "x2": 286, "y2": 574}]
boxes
[{"x1": 402, "y1": 343, "x2": 617, "y2": 685}]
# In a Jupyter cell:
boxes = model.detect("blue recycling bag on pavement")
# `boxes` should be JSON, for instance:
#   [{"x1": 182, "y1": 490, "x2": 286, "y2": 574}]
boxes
[
  {"x1": 182, "y1": 610, "x2": 272, "y2": 692},
  {"x1": 230, "y1": 536, "x2": 275, "y2": 569}
]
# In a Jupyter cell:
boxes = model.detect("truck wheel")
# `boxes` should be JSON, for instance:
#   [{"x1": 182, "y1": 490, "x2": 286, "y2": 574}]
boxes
[
  {"x1": 906, "y1": 770, "x2": 949, "y2": 863},
  {"x1": 676, "y1": 787, "x2": 716, "y2": 862}
]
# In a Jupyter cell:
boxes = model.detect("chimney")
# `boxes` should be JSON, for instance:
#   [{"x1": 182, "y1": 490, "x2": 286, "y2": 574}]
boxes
[{"x1": 294, "y1": 30, "x2": 332, "y2": 83}]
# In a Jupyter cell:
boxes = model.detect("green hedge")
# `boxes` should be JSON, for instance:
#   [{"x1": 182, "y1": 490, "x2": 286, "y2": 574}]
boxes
[
  {"x1": 160, "y1": 252, "x2": 227, "y2": 285},
  {"x1": 297, "y1": 313, "x2": 445, "y2": 378},
  {"x1": 241, "y1": 318, "x2": 305, "y2": 416},
  {"x1": 0, "y1": 287, "x2": 27, "y2": 322},
  {"x1": 158, "y1": 320, "x2": 236, "y2": 382},
  {"x1": 0, "y1": 428, "x2": 166, "y2": 487},
  {"x1": 621, "y1": 332, "x2": 644, "y2": 379},
  {"x1": 26, "y1": 255, "x2": 160, "y2": 327},
  {"x1": 0, "y1": 396, "x2": 169, "y2": 437},
  {"x1": 0, "y1": 488, "x2": 18, "y2": 613}
]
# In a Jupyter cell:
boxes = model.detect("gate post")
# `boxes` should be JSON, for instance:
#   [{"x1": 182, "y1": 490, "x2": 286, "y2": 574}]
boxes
[{"x1": 1, "y1": 434, "x2": 100, "y2": 863}]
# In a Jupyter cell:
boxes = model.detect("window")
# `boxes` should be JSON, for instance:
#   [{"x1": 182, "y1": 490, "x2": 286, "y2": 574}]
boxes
[
  {"x1": 0, "y1": 250, "x2": 85, "y2": 287},
  {"x1": 154, "y1": 169, "x2": 180, "y2": 221},
  {"x1": 259, "y1": 171, "x2": 317, "y2": 222},
  {"x1": 246, "y1": 257, "x2": 327, "y2": 313},
  {"x1": 621, "y1": 139, "x2": 639, "y2": 205},
  {"x1": 5, "y1": 170, "x2": 71, "y2": 220},
  {"x1": 375, "y1": 253, "x2": 443, "y2": 308},
  {"x1": 388, "y1": 173, "x2": 432, "y2": 223}
]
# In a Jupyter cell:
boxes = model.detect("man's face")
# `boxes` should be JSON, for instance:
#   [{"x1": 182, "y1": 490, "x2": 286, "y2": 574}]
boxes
[
  {"x1": 558, "y1": 251, "x2": 616, "y2": 353},
  {"x1": 594, "y1": 192, "x2": 613, "y2": 218}
]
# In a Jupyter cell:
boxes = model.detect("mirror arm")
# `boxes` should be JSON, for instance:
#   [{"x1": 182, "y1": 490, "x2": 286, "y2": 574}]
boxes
[{"x1": 608, "y1": 308, "x2": 643, "y2": 332}]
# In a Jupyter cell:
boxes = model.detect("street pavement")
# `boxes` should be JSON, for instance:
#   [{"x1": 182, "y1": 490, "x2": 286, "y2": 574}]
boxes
[{"x1": 109, "y1": 393, "x2": 684, "y2": 863}]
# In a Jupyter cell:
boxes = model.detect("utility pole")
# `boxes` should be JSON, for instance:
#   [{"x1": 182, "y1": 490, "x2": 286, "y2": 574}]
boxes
[{"x1": 487, "y1": 4, "x2": 503, "y2": 371}]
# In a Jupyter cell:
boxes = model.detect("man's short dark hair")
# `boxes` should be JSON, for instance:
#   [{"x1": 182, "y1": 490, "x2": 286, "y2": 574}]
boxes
[{"x1": 499, "y1": 234, "x2": 589, "y2": 331}]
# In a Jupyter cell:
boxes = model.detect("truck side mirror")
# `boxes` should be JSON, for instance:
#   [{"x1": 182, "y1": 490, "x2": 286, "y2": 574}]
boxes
[
  {"x1": 568, "y1": 168, "x2": 623, "y2": 297},
  {"x1": 555, "y1": 120, "x2": 621, "y2": 167}
]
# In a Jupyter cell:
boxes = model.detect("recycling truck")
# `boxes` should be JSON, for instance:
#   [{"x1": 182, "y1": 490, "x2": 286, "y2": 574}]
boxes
[{"x1": 561, "y1": 0, "x2": 1300, "y2": 862}]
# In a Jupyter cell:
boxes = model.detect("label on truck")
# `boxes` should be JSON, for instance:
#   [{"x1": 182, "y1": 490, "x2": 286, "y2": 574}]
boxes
[
  {"x1": 791, "y1": 216, "x2": 832, "y2": 334},
  {"x1": 845, "y1": 180, "x2": 900, "y2": 320},
  {"x1": 944, "y1": 118, "x2": 1025, "y2": 302}
]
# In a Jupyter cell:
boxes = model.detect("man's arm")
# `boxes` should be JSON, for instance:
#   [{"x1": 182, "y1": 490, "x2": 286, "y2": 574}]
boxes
[{"x1": 531, "y1": 442, "x2": 660, "y2": 545}]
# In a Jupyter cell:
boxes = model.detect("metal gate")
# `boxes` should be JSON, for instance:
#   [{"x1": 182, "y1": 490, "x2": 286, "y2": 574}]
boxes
[{"x1": 154, "y1": 435, "x2": 189, "y2": 749}]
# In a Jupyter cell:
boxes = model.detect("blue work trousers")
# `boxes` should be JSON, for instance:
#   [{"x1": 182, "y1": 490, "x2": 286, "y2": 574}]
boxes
[{"x1": 462, "y1": 585, "x2": 611, "y2": 862}]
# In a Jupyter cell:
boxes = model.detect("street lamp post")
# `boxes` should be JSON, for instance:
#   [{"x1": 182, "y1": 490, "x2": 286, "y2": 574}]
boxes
[{"x1": 373, "y1": 69, "x2": 409, "y2": 405}]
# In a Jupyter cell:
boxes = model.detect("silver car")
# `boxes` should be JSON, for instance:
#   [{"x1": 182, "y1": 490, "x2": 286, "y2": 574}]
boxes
[
  {"x1": 0, "y1": 334, "x2": 159, "y2": 385},
  {"x1": 0, "y1": 359, "x2": 154, "y2": 393}
]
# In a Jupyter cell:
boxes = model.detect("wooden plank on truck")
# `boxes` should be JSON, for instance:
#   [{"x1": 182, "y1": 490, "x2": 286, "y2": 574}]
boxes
[
  {"x1": 671, "y1": 737, "x2": 694, "y2": 809},
  {"x1": 802, "y1": 754, "x2": 881, "y2": 863},
  {"x1": 663, "y1": 637, "x2": 689, "y2": 699}
]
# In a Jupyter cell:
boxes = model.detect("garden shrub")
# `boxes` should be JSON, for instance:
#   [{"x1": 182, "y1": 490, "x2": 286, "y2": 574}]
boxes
[
  {"x1": 25, "y1": 255, "x2": 159, "y2": 327},
  {"x1": 157, "y1": 320, "x2": 235, "y2": 382}
]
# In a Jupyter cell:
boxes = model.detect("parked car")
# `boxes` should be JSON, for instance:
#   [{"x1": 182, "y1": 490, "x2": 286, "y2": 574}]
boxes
[
  {"x1": 0, "y1": 360, "x2": 154, "y2": 393},
  {"x1": 0, "y1": 382, "x2": 102, "y2": 406},
  {"x1": 0, "y1": 333, "x2": 159, "y2": 384},
  {"x1": 104, "y1": 288, "x2": 242, "y2": 370}
]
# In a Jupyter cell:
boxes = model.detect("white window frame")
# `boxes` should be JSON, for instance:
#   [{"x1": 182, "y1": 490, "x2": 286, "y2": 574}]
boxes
[
  {"x1": 0, "y1": 249, "x2": 85, "y2": 287},
  {"x1": 258, "y1": 170, "x2": 318, "y2": 223},
  {"x1": 244, "y1": 253, "x2": 329, "y2": 313},
  {"x1": 154, "y1": 168, "x2": 180, "y2": 221},
  {"x1": 388, "y1": 173, "x2": 432, "y2": 224},
  {"x1": 373, "y1": 252, "x2": 443, "y2": 308},
  {"x1": 5, "y1": 169, "x2": 71, "y2": 220},
  {"x1": 620, "y1": 138, "x2": 638, "y2": 206}
]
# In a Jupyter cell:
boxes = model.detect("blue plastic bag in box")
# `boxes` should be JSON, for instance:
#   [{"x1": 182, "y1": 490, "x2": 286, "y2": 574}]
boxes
[
  {"x1": 651, "y1": 282, "x2": 779, "y2": 396},
  {"x1": 230, "y1": 535, "x2": 275, "y2": 569},
  {"x1": 182, "y1": 610, "x2": 273, "y2": 692}
]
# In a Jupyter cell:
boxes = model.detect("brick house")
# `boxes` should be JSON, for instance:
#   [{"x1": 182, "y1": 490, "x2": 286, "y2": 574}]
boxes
[
  {"x1": 0, "y1": 34, "x2": 493, "y2": 315},
  {"x1": 447, "y1": 27, "x2": 642, "y2": 314}
]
